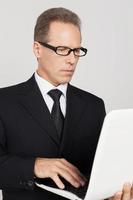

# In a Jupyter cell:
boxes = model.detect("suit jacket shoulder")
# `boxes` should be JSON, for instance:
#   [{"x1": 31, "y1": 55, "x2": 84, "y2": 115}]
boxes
[
  {"x1": 0, "y1": 75, "x2": 35, "y2": 96},
  {"x1": 68, "y1": 84, "x2": 105, "y2": 108}
]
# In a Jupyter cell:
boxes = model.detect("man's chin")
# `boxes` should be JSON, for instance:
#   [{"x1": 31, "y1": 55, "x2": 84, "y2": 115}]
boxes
[{"x1": 59, "y1": 77, "x2": 72, "y2": 84}]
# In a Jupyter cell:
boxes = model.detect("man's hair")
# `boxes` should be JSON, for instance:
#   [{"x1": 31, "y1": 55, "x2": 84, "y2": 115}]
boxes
[{"x1": 34, "y1": 7, "x2": 81, "y2": 42}]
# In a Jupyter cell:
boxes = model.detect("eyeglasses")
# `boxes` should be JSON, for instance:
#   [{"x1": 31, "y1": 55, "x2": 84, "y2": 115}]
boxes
[{"x1": 37, "y1": 41, "x2": 87, "y2": 57}]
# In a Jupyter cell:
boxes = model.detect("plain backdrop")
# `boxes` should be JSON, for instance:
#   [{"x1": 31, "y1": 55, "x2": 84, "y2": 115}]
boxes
[{"x1": 0, "y1": 0, "x2": 133, "y2": 199}]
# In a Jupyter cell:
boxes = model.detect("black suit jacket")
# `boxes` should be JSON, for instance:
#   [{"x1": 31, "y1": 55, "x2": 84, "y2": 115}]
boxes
[{"x1": 0, "y1": 74, "x2": 105, "y2": 200}]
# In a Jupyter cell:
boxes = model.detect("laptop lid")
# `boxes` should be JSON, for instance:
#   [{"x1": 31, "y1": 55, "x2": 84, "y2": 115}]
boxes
[{"x1": 85, "y1": 109, "x2": 133, "y2": 200}]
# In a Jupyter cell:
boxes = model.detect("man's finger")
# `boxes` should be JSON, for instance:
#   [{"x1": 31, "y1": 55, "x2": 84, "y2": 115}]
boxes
[
  {"x1": 52, "y1": 174, "x2": 65, "y2": 189},
  {"x1": 57, "y1": 168, "x2": 80, "y2": 188},
  {"x1": 122, "y1": 183, "x2": 131, "y2": 200},
  {"x1": 130, "y1": 182, "x2": 133, "y2": 199},
  {"x1": 59, "y1": 159, "x2": 87, "y2": 184},
  {"x1": 113, "y1": 191, "x2": 122, "y2": 200}
]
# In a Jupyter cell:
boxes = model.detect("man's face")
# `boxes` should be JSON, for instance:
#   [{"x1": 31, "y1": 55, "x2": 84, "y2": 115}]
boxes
[{"x1": 33, "y1": 21, "x2": 81, "y2": 86}]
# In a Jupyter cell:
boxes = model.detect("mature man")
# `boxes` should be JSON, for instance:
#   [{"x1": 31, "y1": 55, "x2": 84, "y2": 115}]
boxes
[{"x1": 0, "y1": 7, "x2": 132, "y2": 200}]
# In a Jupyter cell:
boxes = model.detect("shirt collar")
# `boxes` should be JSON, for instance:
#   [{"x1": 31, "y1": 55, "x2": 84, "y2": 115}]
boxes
[{"x1": 35, "y1": 71, "x2": 68, "y2": 98}]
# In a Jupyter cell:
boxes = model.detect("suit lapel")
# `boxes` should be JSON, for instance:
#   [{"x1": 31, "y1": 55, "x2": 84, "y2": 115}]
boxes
[
  {"x1": 59, "y1": 84, "x2": 87, "y2": 152},
  {"x1": 18, "y1": 75, "x2": 60, "y2": 146}
]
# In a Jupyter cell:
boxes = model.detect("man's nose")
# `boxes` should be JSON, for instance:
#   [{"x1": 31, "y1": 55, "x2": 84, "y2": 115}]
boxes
[{"x1": 66, "y1": 51, "x2": 77, "y2": 64}]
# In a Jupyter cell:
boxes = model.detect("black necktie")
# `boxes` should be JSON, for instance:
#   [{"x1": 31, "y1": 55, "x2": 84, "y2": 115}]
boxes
[{"x1": 48, "y1": 89, "x2": 64, "y2": 138}]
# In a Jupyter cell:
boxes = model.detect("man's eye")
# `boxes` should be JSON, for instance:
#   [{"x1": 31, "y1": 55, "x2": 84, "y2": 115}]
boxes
[{"x1": 58, "y1": 47, "x2": 68, "y2": 52}]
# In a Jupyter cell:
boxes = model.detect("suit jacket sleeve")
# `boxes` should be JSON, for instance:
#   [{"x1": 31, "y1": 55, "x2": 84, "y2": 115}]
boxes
[{"x1": 0, "y1": 119, "x2": 35, "y2": 190}]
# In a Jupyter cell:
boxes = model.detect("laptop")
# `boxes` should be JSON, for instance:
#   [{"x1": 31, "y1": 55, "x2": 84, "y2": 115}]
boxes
[{"x1": 36, "y1": 109, "x2": 133, "y2": 200}]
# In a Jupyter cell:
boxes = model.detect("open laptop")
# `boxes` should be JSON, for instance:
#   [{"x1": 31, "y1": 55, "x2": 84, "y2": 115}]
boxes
[{"x1": 36, "y1": 109, "x2": 133, "y2": 200}]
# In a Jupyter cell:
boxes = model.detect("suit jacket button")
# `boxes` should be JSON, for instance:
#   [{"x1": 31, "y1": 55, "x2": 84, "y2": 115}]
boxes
[
  {"x1": 20, "y1": 180, "x2": 26, "y2": 185},
  {"x1": 27, "y1": 180, "x2": 34, "y2": 187},
  {"x1": 19, "y1": 181, "x2": 23, "y2": 185}
]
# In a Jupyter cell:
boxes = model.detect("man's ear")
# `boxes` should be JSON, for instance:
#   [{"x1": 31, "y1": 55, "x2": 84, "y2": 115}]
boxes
[{"x1": 33, "y1": 42, "x2": 41, "y2": 58}]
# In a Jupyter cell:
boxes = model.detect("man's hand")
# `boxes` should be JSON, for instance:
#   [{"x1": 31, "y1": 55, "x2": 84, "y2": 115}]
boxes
[
  {"x1": 34, "y1": 158, "x2": 87, "y2": 189},
  {"x1": 108, "y1": 183, "x2": 133, "y2": 200}
]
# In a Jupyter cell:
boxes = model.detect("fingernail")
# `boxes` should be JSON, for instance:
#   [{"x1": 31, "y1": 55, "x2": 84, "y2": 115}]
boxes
[
  {"x1": 60, "y1": 184, "x2": 65, "y2": 189},
  {"x1": 75, "y1": 182, "x2": 80, "y2": 188},
  {"x1": 124, "y1": 182, "x2": 131, "y2": 188},
  {"x1": 123, "y1": 182, "x2": 131, "y2": 192},
  {"x1": 124, "y1": 182, "x2": 130, "y2": 185},
  {"x1": 80, "y1": 181, "x2": 85, "y2": 186}
]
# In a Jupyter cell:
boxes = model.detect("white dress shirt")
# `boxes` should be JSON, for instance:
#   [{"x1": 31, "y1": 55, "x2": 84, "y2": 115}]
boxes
[{"x1": 35, "y1": 71, "x2": 67, "y2": 117}]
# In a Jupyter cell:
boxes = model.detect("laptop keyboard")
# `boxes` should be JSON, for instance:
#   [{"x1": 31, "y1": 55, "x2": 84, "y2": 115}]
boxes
[
  {"x1": 64, "y1": 182, "x2": 88, "y2": 199},
  {"x1": 36, "y1": 176, "x2": 89, "y2": 199}
]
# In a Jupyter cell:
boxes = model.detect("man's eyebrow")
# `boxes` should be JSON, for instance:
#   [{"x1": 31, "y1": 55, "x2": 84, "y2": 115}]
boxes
[{"x1": 57, "y1": 45, "x2": 82, "y2": 49}]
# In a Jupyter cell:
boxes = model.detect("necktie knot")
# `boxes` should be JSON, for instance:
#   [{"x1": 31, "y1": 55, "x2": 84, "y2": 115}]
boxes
[{"x1": 48, "y1": 89, "x2": 62, "y2": 102}]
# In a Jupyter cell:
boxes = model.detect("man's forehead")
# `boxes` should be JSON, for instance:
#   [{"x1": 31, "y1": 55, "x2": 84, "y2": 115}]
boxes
[{"x1": 47, "y1": 21, "x2": 81, "y2": 44}]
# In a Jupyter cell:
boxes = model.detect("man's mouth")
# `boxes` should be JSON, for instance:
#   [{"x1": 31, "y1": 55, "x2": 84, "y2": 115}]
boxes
[{"x1": 61, "y1": 70, "x2": 74, "y2": 73}]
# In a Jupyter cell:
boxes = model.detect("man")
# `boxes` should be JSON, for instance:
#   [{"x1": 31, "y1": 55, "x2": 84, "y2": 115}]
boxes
[{"x1": 0, "y1": 7, "x2": 132, "y2": 200}]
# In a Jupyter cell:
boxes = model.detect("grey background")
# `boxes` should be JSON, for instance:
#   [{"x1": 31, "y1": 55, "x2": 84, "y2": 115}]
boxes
[{"x1": 0, "y1": 0, "x2": 133, "y2": 198}]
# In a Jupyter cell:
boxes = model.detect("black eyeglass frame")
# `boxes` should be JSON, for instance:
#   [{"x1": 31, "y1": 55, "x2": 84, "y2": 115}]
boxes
[{"x1": 37, "y1": 41, "x2": 87, "y2": 57}]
